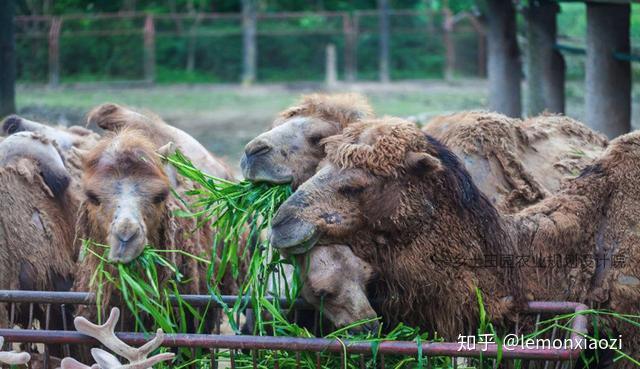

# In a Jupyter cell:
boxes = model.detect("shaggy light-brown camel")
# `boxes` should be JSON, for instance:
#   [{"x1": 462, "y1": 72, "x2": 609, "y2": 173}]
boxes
[
  {"x1": 241, "y1": 93, "x2": 374, "y2": 188},
  {"x1": 0, "y1": 132, "x2": 78, "y2": 331},
  {"x1": 270, "y1": 118, "x2": 640, "y2": 367},
  {"x1": 73, "y1": 127, "x2": 241, "y2": 327},
  {"x1": 297, "y1": 244, "x2": 378, "y2": 332}
]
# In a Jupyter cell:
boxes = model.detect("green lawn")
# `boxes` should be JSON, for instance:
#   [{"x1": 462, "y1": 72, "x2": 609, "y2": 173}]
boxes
[
  {"x1": 14, "y1": 80, "x2": 639, "y2": 170},
  {"x1": 15, "y1": 81, "x2": 489, "y2": 167}
]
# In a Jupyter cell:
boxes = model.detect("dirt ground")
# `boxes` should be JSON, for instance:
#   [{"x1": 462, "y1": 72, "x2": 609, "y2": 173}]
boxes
[{"x1": 15, "y1": 80, "x2": 640, "y2": 173}]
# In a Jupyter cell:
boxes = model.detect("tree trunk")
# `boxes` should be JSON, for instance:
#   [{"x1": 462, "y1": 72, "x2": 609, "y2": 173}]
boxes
[
  {"x1": 0, "y1": 0, "x2": 16, "y2": 118},
  {"x1": 377, "y1": 0, "x2": 390, "y2": 83},
  {"x1": 525, "y1": 2, "x2": 563, "y2": 116},
  {"x1": 585, "y1": 3, "x2": 630, "y2": 138},
  {"x1": 485, "y1": 0, "x2": 521, "y2": 118},
  {"x1": 242, "y1": 0, "x2": 257, "y2": 85}
]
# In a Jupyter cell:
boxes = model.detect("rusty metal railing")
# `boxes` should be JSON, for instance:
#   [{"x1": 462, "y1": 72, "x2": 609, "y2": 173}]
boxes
[{"x1": 0, "y1": 291, "x2": 589, "y2": 368}]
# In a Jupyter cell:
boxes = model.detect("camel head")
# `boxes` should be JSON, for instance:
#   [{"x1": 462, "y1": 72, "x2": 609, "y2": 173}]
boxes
[
  {"x1": 87, "y1": 103, "x2": 159, "y2": 134},
  {"x1": 0, "y1": 131, "x2": 71, "y2": 198},
  {"x1": 270, "y1": 117, "x2": 446, "y2": 254},
  {"x1": 80, "y1": 129, "x2": 171, "y2": 263},
  {"x1": 2, "y1": 115, "x2": 88, "y2": 152},
  {"x1": 87, "y1": 103, "x2": 233, "y2": 182},
  {"x1": 300, "y1": 244, "x2": 378, "y2": 333},
  {"x1": 241, "y1": 93, "x2": 373, "y2": 188}
]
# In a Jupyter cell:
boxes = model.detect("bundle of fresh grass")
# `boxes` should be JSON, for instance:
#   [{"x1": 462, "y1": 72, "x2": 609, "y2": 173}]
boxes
[
  {"x1": 82, "y1": 240, "x2": 209, "y2": 334},
  {"x1": 165, "y1": 150, "x2": 296, "y2": 334}
]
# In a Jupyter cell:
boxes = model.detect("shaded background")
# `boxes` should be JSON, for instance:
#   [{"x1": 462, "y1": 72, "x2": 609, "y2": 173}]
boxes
[{"x1": 7, "y1": 0, "x2": 640, "y2": 170}]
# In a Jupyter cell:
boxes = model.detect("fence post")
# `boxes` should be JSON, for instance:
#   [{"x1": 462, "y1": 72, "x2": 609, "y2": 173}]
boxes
[
  {"x1": 377, "y1": 0, "x2": 390, "y2": 83},
  {"x1": 48, "y1": 17, "x2": 61, "y2": 87},
  {"x1": 477, "y1": 28, "x2": 486, "y2": 77},
  {"x1": 325, "y1": 44, "x2": 337, "y2": 87},
  {"x1": 343, "y1": 13, "x2": 357, "y2": 82},
  {"x1": 442, "y1": 8, "x2": 454, "y2": 81},
  {"x1": 143, "y1": 14, "x2": 155, "y2": 83},
  {"x1": 242, "y1": 0, "x2": 257, "y2": 86}
]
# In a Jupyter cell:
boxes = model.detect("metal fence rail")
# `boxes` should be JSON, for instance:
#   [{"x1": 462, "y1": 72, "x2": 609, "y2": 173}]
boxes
[{"x1": 0, "y1": 291, "x2": 589, "y2": 368}]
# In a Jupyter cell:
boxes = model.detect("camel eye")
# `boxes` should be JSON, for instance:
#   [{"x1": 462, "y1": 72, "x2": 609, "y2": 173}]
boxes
[
  {"x1": 307, "y1": 134, "x2": 323, "y2": 146},
  {"x1": 85, "y1": 191, "x2": 100, "y2": 206},
  {"x1": 339, "y1": 185, "x2": 365, "y2": 197},
  {"x1": 152, "y1": 190, "x2": 169, "y2": 204}
]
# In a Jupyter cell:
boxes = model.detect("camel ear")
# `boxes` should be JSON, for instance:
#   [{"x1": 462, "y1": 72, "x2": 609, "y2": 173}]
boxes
[
  {"x1": 406, "y1": 151, "x2": 443, "y2": 174},
  {"x1": 40, "y1": 162, "x2": 71, "y2": 198},
  {"x1": 1, "y1": 115, "x2": 24, "y2": 135},
  {"x1": 156, "y1": 142, "x2": 177, "y2": 158},
  {"x1": 87, "y1": 103, "x2": 125, "y2": 131}
]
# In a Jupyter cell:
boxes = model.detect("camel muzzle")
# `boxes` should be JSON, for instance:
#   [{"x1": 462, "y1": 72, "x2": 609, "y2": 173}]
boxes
[
  {"x1": 347, "y1": 320, "x2": 380, "y2": 335},
  {"x1": 109, "y1": 220, "x2": 144, "y2": 263},
  {"x1": 270, "y1": 211, "x2": 320, "y2": 254}
]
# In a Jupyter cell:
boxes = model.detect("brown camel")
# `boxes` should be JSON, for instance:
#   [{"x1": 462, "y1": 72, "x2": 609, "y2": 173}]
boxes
[
  {"x1": 270, "y1": 118, "x2": 640, "y2": 366},
  {"x1": 241, "y1": 93, "x2": 374, "y2": 188},
  {"x1": 297, "y1": 244, "x2": 378, "y2": 332},
  {"x1": 0, "y1": 132, "x2": 78, "y2": 330},
  {"x1": 72, "y1": 127, "x2": 241, "y2": 325},
  {"x1": 241, "y1": 96, "x2": 606, "y2": 331}
]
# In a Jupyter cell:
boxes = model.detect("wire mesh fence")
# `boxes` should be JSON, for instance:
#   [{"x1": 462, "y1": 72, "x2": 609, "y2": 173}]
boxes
[{"x1": 14, "y1": 10, "x2": 487, "y2": 85}]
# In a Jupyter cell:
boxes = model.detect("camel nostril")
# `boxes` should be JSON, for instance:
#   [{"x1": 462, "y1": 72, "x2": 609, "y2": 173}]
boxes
[
  {"x1": 116, "y1": 228, "x2": 140, "y2": 244},
  {"x1": 245, "y1": 141, "x2": 272, "y2": 157},
  {"x1": 347, "y1": 321, "x2": 380, "y2": 335}
]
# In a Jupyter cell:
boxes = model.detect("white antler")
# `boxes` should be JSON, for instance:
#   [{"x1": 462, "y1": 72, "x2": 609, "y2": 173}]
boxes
[
  {"x1": 60, "y1": 307, "x2": 174, "y2": 369},
  {"x1": 0, "y1": 336, "x2": 31, "y2": 365},
  {"x1": 60, "y1": 357, "x2": 97, "y2": 369}
]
